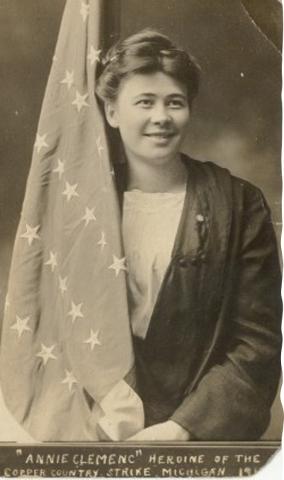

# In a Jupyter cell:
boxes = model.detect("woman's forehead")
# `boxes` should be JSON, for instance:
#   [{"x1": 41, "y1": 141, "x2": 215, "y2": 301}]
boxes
[{"x1": 118, "y1": 71, "x2": 187, "y2": 97}]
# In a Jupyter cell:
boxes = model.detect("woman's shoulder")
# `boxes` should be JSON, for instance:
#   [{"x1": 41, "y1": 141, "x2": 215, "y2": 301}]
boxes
[{"x1": 182, "y1": 153, "x2": 266, "y2": 205}]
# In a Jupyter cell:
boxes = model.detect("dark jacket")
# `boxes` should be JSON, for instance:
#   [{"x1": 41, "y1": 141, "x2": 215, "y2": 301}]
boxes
[{"x1": 133, "y1": 156, "x2": 282, "y2": 441}]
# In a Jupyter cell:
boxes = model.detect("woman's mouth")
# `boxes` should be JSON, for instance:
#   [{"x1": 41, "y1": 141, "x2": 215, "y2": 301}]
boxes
[{"x1": 144, "y1": 132, "x2": 175, "y2": 139}]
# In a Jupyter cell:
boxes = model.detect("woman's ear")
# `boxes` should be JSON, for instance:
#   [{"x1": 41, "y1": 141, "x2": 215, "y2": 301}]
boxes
[{"x1": 104, "y1": 101, "x2": 119, "y2": 128}]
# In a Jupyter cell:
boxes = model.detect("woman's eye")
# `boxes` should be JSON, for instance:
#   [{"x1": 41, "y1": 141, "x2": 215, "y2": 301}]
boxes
[
  {"x1": 136, "y1": 99, "x2": 153, "y2": 107},
  {"x1": 168, "y1": 99, "x2": 185, "y2": 108}
]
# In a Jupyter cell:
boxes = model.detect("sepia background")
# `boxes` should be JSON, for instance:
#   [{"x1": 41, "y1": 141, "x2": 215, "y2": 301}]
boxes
[{"x1": 0, "y1": 0, "x2": 282, "y2": 439}]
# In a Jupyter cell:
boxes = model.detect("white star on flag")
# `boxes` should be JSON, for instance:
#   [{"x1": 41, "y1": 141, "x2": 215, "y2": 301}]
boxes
[
  {"x1": 34, "y1": 133, "x2": 49, "y2": 154},
  {"x1": 62, "y1": 370, "x2": 78, "y2": 392},
  {"x1": 96, "y1": 136, "x2": 104, "y2": 156},
  {"x1": 80, "y1": 1, "x2": 90, "y2": 22},
  {"x1": 60, "y1": 70, "x2": 74, "y2": 90},
  {"x1": 72, "y1": 90, "x2": 89, "y2": 112},
  {"x1": 68, "y1": 302, "x2": 84, "y2": 323},
  {"x1": 10, "y1": 315, "x2": 32, "y2": 339},
  {"x1": 97, "y1": 231, "x2": 107, "y2": 250},
  {"x1": 44, "y1": 251, "x2": 58, "y2": 272},
  {"x1": 82, "y1": 207, "x2": 97, "y2": 226},
  {"x1": 108, "y1": 255, "x2": 127, "y2": 277},
  {"x1": 62, "y1": 182, "x2": 79, "y2": 201},
  {"x1": 88, "y1": 46, "x2": 101, "y2": 66},
  {"x1": 59, "y1": 276, "x2": 68, "y2": 295},
  {"x1": 4, "y1": 295, "x2": 10, "y2": 313},
  {"x1": 36, "y1": 344, "x2": 57, "y2": 366},
  {"x1": 20, "y1": 224, "x2": 40, "y2": 246},
  {"x1": 84, "y1": 329, "x2": 101, "y2": 351},
  {"x1": 53, "y1": 158, "x2": 65, "y2": 179}
]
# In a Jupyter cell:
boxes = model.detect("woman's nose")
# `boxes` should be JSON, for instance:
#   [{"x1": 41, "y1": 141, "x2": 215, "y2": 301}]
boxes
[{"x1": 150, "y1": 104, "x2": 171, "y2": 125}]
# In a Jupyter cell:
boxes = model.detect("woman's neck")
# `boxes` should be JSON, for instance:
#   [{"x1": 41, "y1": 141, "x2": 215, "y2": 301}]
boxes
[{"x1": 126, "y1": 154, "x2": 187, "y2": 193}]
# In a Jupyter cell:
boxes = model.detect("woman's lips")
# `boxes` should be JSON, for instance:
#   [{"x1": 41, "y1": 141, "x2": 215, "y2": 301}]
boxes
[
  {"x1": 143, "y1": 132, "x2": 176, "y2": 147},
  {"x1": 144, "y1": 132, "x2": 175, "y2": 138}
]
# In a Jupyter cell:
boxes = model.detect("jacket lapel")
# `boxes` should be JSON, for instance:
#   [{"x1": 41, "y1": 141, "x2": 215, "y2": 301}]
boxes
[{"x1": 143, "y1": 157, "x2": 233, "y2": 346}]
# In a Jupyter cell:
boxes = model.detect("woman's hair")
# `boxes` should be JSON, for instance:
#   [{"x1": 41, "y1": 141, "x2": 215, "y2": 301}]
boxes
[{"x1": 96, "y1": 29, "x2": 200, "y2": 106}]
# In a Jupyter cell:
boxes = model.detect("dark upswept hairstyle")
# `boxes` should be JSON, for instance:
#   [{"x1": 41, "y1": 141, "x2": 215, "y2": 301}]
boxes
[{"x1": 96, "y1": 29, "x2": 201, "y2": 106}]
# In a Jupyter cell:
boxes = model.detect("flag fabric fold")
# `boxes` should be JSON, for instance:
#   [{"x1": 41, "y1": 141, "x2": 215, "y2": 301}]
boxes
[{"x1": 0, "y1": 0, "x2": 144, "y2": 441}]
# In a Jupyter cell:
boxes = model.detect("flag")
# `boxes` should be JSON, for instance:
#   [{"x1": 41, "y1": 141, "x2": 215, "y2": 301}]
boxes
[{"x1": 0, "y1": 0, "x2": 144, "y2": 441}]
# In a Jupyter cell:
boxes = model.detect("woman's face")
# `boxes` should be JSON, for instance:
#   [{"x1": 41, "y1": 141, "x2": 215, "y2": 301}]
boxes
[{"x1": 105, "y1": 71, "x2": 190, "y2": 167}]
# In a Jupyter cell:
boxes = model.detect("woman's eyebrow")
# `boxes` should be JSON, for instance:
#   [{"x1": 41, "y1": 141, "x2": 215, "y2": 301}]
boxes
[
  {"x1": 133, "y1": 93, "x2": 187, "y2": 99},
  {"x1": 133, "y1": 93, "x2": 156, "y2": 98},
  {"x1": 167, "y1": 93, "x2": 187, "y2": 99}
]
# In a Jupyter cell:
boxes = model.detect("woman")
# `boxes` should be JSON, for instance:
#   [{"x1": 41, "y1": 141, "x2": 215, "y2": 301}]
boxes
[
  {"x1": 95, "y1": 29, "x2": 282, "y2": 441},
  {"x1": 0, "y1": 9, "x2": 281, "y2": 441}
]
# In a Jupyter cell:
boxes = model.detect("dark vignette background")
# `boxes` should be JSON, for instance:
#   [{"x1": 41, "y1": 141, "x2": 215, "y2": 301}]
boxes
[{"x1": 0, "y1": 0, "x2": 282, "y2": 439}]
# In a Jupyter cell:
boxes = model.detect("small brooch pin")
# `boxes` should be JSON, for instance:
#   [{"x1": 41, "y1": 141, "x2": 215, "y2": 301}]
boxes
[
  {"x1": 195, "y1": 212, "x2": 209, "y2": 263},
  {"x1": 196, "y1": 214, "x2": 205, "y2": 223}
]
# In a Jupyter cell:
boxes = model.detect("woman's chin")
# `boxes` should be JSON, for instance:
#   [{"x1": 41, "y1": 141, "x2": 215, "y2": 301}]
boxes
[{"x1": 144, "y1": 153, "x2": 179, "y2": 166}]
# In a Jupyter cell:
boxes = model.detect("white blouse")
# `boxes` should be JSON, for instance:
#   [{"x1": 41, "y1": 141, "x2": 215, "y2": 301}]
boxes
[{"x1": 122, "y1": 189, "x2": 186, "y2": 339}]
